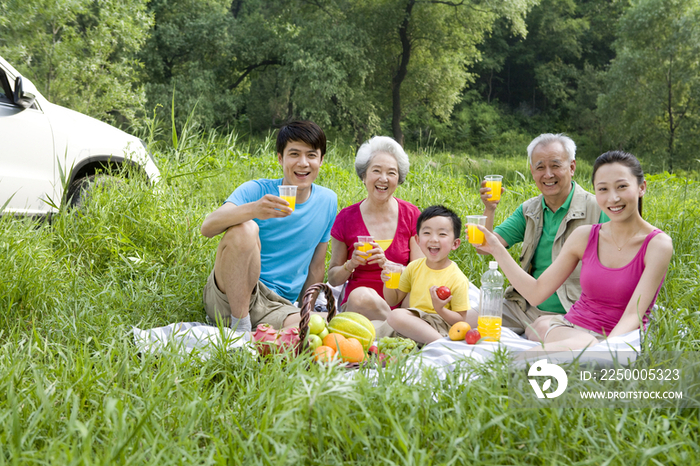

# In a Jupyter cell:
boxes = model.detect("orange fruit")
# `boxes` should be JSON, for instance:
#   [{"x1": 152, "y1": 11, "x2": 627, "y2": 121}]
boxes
[
  {"x1": 449, "y1": 322, "x2": 471, "y2": 341},
  {"x1": 313, "y1": 346, "x2": 335, "y2": 362},
  {"x1": 337, "y1": 337, "x2": 365, "y2": 363},
  {"x1": 322, "y1": 332, "x2": 346, "y2": 353}
]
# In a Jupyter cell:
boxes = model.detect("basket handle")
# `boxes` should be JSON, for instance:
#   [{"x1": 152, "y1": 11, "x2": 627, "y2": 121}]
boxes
[{"x1": 298, "y1": 283, "x2": 337, "y2": 352}]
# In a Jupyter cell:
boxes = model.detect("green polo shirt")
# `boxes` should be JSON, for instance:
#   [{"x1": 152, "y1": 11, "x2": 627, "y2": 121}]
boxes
[{"x1": 495, "y1": 182, "x2": 609, "y2": 314}]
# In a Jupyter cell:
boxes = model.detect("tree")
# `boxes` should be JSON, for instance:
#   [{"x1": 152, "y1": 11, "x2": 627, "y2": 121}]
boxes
[
  {"x1": 231, "y1": 1, "x2": 375, "y2": 137},
  {"x1": 138, "y1": 0, "x2": 377, "y2": 138},
  {"x1": 139, "y1": 0, "x2": 238, "y2": 130},
  {"x1": 133, "y1": 0, "x2": 539, "y2": 145},
  {"x1": 598, "y1": 0, "x2": 700, "y2": 171},
  {"x1": 468, "y1": 0, "x2": 626, "y2": 149},
  {"x1": 473, "y1": 0, "x2": 590, "y2": 115},
  {"x1": 352, "y1": 0, "x2": 537, "y2": 145},
  {"x1": 144, "y1": 0, "x2": 537, "y2": 145},
  {"x1": 0, "y1": 0, "x2": 153, "y2": 125}
]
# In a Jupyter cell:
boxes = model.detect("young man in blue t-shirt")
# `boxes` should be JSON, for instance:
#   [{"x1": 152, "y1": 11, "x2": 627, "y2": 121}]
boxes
[{"x1": 201, "y1": 121, "x2": 338, "y2": 331}]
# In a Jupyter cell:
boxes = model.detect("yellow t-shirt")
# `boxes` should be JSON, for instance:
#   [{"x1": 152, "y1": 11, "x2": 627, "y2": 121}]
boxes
[{"x1": 398, "y1": 258, "x2": 471, "y2": 314}]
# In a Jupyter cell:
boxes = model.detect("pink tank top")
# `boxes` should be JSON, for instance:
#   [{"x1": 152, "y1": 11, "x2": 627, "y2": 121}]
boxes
[{"x1": 565, "y1": 224, "x2": 665, "y2": 335}]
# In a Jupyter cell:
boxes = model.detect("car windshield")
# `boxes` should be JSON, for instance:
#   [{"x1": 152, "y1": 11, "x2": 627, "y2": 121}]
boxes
[{"x1": 0, "y1": 68, "x2": 13, "y2": 104}]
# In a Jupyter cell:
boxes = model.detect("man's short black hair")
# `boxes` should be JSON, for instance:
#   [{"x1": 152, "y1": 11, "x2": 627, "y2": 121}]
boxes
[
  {"x1": 276, "y1": 120, "x2": 327, "y2": 157},
  {"x1": 416, "y1": 205, "x2": 462, "y2": 239}
]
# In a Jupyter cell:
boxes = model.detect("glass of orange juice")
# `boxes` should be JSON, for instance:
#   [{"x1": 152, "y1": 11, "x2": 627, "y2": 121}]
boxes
[
  {"x1": 465, "y1": 215, "x2": 487, "y2": 245},
  {"x1": 278, "y1": 185, "x2": 297, "y2": 211},
  {"x1": 357, "y1": 235, "x2": 374, "y2": 259},
  {"x1": 484, "y1": 175, "x2": 503, "y2": 201},
  {"x1": 385, "y1": 263, "x2": 402, "y2": 289}
]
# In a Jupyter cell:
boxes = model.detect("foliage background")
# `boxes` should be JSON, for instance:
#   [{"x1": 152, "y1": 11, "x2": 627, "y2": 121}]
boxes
[{"x1": 2, "y1": 0, "x2": 700, "y2": 169}]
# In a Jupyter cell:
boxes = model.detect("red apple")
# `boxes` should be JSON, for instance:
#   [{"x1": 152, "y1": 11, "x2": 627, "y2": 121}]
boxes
[
  {"x1": 436, "y1": 286, "x2": 451, "y2": 300},
  {"x1": 465, "y1": 329, "x2": 481, "y2": 345},
  {"x1": 368, "y1": 345, "x2": 379, "y2": 356}
]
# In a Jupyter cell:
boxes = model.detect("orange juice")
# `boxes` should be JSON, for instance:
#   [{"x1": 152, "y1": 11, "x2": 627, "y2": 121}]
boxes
[
  {"x1": 478, "y1": 315, "x2": 502, "y2": 341},
  {"x1": 468, "y1": 224, "x2": 485, "y2": 245},
  {"x1": 386, "y1": 272, "x2": 401, "y2": 289},
  {"x1": 358, "y1": 242, "x2": 372, "y2": 258},
  {"x1": 281, "y1": 195, "x2": 296, "y2": 211},
  {"x1": 485, "y1": 180, "x2": 502, "y2": 201}
]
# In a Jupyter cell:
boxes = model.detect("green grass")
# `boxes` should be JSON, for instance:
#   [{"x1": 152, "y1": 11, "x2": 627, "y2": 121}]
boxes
[{"x1": 1, "y1": 132, "x2": 699, "y2": 464}]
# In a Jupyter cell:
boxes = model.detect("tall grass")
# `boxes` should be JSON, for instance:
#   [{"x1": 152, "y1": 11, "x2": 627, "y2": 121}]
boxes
[{"x1": 1, "y1": 131, "x2": 698, "y2": 464}]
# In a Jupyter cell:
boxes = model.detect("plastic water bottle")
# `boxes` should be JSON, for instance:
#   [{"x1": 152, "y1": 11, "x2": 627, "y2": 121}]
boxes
[{"x1": 478, "y1": 261, "x2": 504, "y2": 341}]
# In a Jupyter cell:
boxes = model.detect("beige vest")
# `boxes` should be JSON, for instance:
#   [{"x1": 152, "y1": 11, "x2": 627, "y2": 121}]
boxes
[{"x1": 504, "y1": 183, "x2": 602, "y2": 312}]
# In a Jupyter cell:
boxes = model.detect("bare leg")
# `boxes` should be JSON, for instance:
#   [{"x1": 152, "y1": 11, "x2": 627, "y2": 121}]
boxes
[
  {"x1": 525, "y1": 316, "x2": 554, "y2": 342},
  {"x1": 517, "y1": 327, "x2": 599, "y2": 360},
  {"x1": 344, "y1": 287, "x2": 392, "y2": 321},
  {"x1": 387, "y1": 308, "x2": 442, "y2": 344},
  {"x1": 213, "y1": 221, "x2": 261, "y2": 319},
  {"x1": 544, "y1": 326, "x2": 599, "y2": 346}
]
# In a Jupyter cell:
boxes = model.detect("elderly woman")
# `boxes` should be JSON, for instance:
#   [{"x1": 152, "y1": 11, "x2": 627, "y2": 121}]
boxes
[{"x1": 328, "y1": 136, "x2": 423, "y2": 320}]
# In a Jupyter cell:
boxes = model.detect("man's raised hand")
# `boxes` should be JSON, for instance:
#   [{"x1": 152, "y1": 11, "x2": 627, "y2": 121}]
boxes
[
  {"x1": 255, "y1": 194, "x2": 293, "y2": 219},
  {"x1": 479, "y1": 180, "x2": 504, "y2": 211}
]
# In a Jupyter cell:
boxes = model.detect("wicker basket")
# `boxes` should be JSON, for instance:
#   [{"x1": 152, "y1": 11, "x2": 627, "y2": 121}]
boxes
[{"x1": 296, "y1": 282, "x2": 337, "y2": 353}]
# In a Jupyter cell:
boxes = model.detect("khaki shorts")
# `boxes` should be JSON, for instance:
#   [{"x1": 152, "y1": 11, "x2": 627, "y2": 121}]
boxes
[
  {"x1": 543, "y1": 315, "x2": 606, "y2": 340},
  {"x1": 502, "y1": 298, "x2": 562, "y2": 335},
  {"x1": 374, "y1": 308, "x2": 451, "y2": 340},
  {"x1": 203, "y1": 269, "x2": 300, "y2": 329}
]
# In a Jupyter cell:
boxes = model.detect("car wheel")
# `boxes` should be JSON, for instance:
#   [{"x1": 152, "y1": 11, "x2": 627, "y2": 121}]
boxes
[{"x1": 67, "y1": 174, "x2": 121, "y2": 209}]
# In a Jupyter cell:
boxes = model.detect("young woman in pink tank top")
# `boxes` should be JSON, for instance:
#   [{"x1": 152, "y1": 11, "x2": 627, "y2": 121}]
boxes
[{"x1": 473, "y1": 151, "x2": 673, "y2": 352}]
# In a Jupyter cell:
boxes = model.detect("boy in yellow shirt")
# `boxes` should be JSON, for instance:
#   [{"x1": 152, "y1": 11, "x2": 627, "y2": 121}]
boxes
[{"x1": 382, "y1": 205, "x2": 478, "y2": 344}]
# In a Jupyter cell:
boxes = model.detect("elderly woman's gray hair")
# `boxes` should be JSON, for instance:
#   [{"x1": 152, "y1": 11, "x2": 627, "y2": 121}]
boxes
[
  {"x1": 527, "y1": 133, "x2": 576, "y2": 165},
  {"x1": 355, "y1": 136, "x2": 410, "y2": 184}
]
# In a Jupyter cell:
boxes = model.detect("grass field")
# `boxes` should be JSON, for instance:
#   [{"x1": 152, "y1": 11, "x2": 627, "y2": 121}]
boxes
[{"x1": 1, "y1": 132, "x2": 699, "y2": 464}]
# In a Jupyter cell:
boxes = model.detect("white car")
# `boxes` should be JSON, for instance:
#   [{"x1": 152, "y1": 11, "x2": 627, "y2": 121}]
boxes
[{"x1": 0, "y1": 55, "x2": 160, "y2": 217}]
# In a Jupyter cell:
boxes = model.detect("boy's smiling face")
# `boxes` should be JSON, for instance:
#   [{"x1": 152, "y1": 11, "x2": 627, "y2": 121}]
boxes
[{"x1": 416, "y1": 216, "x2": 460, "y2": 266}]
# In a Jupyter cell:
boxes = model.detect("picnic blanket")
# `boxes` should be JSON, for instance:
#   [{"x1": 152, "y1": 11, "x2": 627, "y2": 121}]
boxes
[
  {"x1": 132, "y1": 322, "x2": 642, "y2": 381},
  {"x1": 133, "y1": 281, "x2": 642, "y2": 380},
  {"x1": 408, "y1": 327, "x2": 641, "y2": 379},
  {"x1": 132, "y1": 281, "x2": 484, "y2": 361},
  {"x1": 133, "y1": 322, "x2": 254, "y2": 358}
]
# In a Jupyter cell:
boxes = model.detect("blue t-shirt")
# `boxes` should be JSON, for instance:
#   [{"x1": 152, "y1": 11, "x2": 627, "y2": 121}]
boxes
[{"x1": 226, "y1": 178, "x2": 337, "y2": 302}]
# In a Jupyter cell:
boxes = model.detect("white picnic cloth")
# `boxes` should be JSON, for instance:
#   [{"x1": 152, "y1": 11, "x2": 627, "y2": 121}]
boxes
[
  {"x1": 399, "y1": 327, "x2": 641, "y2": 383},
  {"x1": 134, "y1": 281, "x2": 483, "y2": 362},
  {"x1": 132, "y1": 322, "x2": 254, "y2": 359},
  {"x1": 132, "y1": 322, "x2": 641, "y2": 381}
]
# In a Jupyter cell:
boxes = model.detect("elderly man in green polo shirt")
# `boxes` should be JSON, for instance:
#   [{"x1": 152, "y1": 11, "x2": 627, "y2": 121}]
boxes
[{"x1": 478, "y1": 133, "x2": 609, "y2": 337}]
